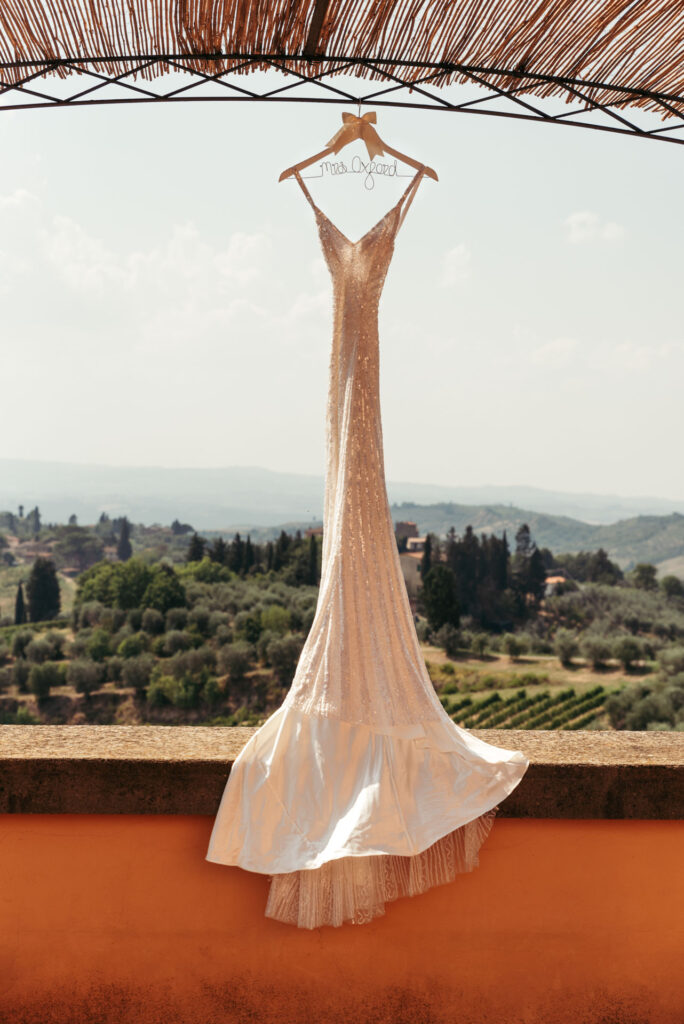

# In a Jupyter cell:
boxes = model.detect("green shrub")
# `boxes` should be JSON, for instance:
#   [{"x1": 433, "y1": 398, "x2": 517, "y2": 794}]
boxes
[
  {"x1": 152, "y1": 636, "x2": 166, "y2": 657},
  {"x1": 165, "y1": 607, "x2": 188, "y2": 631},
  {"x1": 201, "y1": 676, "x2": 222, "y2": 707},
  {"x1": 554, "y1": 628, "x2": 579, "y2": 667},
  {"x1": 105, "y1": 655, "x2": 124, "y2": 683},
  {"x1": 658, "y1": 646, "x2": 684, "y2": 678},
  {"x1": 100, "y1": 607, "x2": 127, "y2": 633},
  {"x1": 68, "y1": 630, "x2": 92, "y2": 660},
  {"x1": 12, "y1": 629, "x2": 35, "y2": 658},
  {"x1": 29, "y1": 661, "x2": 65, "y2": 700},
  {"x1": 215, "y1": 624, "x2": 233, "y2": 647},
  {"x1": 208, "y1": 611, "x2": 231, "y2": 636},
  {"x1": 267, "y1": 634, "x2": 304, "y2": 685},
  {"x1": 146, "y1": 669, "x2": 203, "y2": 709},
  {"x1": 218, "y1": 642, "x2": 255, "y2": 683},
  {"x1": 660, "y1": 575, "x2": 684, "y2": 599},
  {"x1": 77, "y1": 601, "x2": 105, "y2": 628},
  {"x1": 502, "y1": 633, "x2": 524, "y2": 660},
  {"x1": 435, "y1": 623, "x2": 460, "y2": 659},
  {"x1": 11, "y1": 626, "x2": 34, "y2": 659},
  {"x1": 13, "y1": 658, "x2": 30, "y2": 691},
  {"x1": 16, "y1": 705, "x2": 40, "y2": 724},
  {"x1": 121, "y1": 654, "x2": 156, "y2": 693},
  {"x1": 470, "y1": 633, "x2": 488, "y2": 658},
  {"x1": 168, "y1": 646, "x2": 217, "y2": 679},
  {"x1": 261, "y1": 605, "x2": 291, "y2": 635},
  {"x1": 67, "y1": 658, "x2": 103, "y2": 695},
  {"x1": 613, "y1": 636, "x2": 643, "y2": 670},
  {"x1": 87, "y1": 628, "x2": 111, "y2": 662},
  {"x1": 257, "y1": 629, "x2": 278, "y2": 664},
  {"x1": 188, "y1": 605, "x2": 211, "y2": 636},
  {"x1": 25, "y1": 637, "x2": 53, "y2": 664},
  {"x1": 146, "y1": 673, "x2": 180, "y2": 708},
  {"x1": 581, "y1": 634, "x2": 612, "y2": 670},
  {"x1": 141, "y1": 564, "x2": 186, "y2": 614},
  {"x1": 117, "y1": 631, "x2": 149, "y2": 659},
  {"x1": 141, "y1": 608, "x2": 165, "y2": 635},
  {"x1": 162, "y1": 630, "x2": 193, "y2": 655},
  {"x1": 415, "y1": 619, "x2": 431, "y2": 643},
  {"x1": 234, "y1": 609, "x2": 262, "y2": 643},
  {"x1": 518, "y1": 671, "x2": 549, "y2": 686},
  {"x1": 127, "y1": 608, "x2": 143, "y2": 631},
  {"x1": 44, "y1": 631, "x2": 65, "y2": 659},
  {"x1": 1, "y1": 705, "x2": 40, "y2": 725}
]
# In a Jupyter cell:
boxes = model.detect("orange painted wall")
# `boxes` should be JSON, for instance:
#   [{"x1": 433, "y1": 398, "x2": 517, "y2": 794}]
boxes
[{"x1": 0, "y1": 816, "x2": 682, "y2": 1023}]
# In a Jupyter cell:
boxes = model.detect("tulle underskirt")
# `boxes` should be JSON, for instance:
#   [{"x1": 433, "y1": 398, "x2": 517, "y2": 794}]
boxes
[{"x1": 265, "y1": 804, "x2": 498, "y2": 929}]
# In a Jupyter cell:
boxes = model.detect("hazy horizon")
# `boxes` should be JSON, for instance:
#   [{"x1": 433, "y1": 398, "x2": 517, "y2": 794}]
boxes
[{"x1": 2, "y1": 453, "x2": 684, "y2": 506}]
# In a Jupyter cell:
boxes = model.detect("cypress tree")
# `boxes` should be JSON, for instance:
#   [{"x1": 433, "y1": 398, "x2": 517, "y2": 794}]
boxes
[
  {"x1": 243, "y1": 535, "x2": 255, "y2": 575},
  {"x1": 187, "y1": 532, "x2": 206, "y2": 562},
  {"x1": 422, "y1": 565, "x2": 460, "y2": 630},
  {"x1": 117, "y1": 517, "x2": 133, "y2": 561},
  {"x1": 307, "y1": 533, "x2": 319, "y2": 585},
  {"x1": 229, "y1": 533, "x2": 245, "y2": 574},
  {"x1": 14, "y1": 582, "x2": 27, "y2": 625},
  {"x1": 26, "y1": 557, "x2": 60, "y2": 622},
  {"x1": 420, "y1": 534, "x2": 432, "y2": 580},
  {"x1": 209, "y1": 537, "x2": 227, "y2": 564},
  {"x1": 528, "y1": 548, "x2": 548, "y2": 606},
  {"x1": 273, "y1": 531, "x2": 291, "y2": 572},
  {"x1": 445, "y1": 526, "x2": 457, "y2": 572},
  {"x1": 515, "y1": 523, "x2": 533, "y2": 558}
]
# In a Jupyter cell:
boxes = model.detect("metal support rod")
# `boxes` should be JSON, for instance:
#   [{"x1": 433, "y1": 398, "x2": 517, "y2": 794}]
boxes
[{"x1": 0, "y1": 52, "x2": 682, "y2": 149}]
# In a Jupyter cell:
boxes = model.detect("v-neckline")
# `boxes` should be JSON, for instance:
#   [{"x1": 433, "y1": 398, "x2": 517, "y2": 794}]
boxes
[
  {"x1": 295, "y1": 166, "x2": 423, "y2": 248},
  {"x1": 314, "y1": 202, "x2": 401, "y2": 247}
]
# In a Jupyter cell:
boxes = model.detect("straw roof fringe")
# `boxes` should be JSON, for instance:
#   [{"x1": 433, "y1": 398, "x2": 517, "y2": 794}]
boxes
[{"x1": 1, "y1": 1, "x2": 683, "y2": 117}]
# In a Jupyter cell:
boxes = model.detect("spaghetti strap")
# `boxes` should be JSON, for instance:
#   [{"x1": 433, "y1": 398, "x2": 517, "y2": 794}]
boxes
[
  {"x1": 396, "y1": 165, "x2": 425, "y2": 232},
  {"x1": 293, "y1": 169, "x2": 318, "y2": 212}
]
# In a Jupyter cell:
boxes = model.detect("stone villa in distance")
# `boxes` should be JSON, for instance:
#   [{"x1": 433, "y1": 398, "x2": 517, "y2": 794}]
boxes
[{"x1": 395, "y1": 521, "x2": 424, "y2": 602}]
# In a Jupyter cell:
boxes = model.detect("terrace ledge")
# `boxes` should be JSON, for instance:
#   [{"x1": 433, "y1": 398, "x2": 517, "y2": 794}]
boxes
[{"x1": 0, "y1": 725, "x2": 682, "y2": 818}]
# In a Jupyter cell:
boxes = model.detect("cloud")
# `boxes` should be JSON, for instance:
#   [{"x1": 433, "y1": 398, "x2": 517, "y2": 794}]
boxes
[
  {"x1": 0, "y1": 188, "x2": 36, "y2": 210},
  {"x1": 440, "y1": 243, "x2": 471, "y2": 286},
  {"x1": 529, "y1": 337, "x2": 579, "y2": 367},
  {"x1": 0, "y1": 191, "x2": 333, "y2": 366},
  {"x1": 588, "y1": 339, "x2": 684, "y2": 373},
  {"x1": 525, "y1": 336, "x2": 684, "y2": 374},
  {"x1": 41, "y1": 215, "x2": 127, "y2": 292},
  {"x1": 40, "y1": 216, "x2": 271, "y2": 296},
  {"x1": 564, "y1": 211, "x2": 626, "y2": 244}
]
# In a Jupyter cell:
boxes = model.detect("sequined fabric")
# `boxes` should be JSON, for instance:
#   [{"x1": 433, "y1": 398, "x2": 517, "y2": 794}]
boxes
[
  {"x1": 286, "y1": 166, "x2": 446, "y2": 731},
  {"x1": 206, "y1": 167, "x2": 530, "y2": 928}
]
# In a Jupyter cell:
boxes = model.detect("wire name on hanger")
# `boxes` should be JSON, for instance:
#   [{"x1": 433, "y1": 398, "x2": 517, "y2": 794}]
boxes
[{"x1": 306, "y1": 156, "x2": 411, "y2": 190}]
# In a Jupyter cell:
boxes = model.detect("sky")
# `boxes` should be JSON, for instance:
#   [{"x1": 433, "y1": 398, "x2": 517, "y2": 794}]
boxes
[{"x1": 1, "y1": 67, "x2": 683, "y2": 501}]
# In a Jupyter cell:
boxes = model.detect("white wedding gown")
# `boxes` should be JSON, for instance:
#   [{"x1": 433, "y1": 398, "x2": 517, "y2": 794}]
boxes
[{"x1": 206, "y1": 164, "x2": 529, "y2": 928}]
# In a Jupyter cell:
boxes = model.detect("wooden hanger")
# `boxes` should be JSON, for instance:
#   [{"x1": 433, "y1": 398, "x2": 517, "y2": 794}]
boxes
[{"x1": 278, "y1": 110, "x2": 438, "y2": 182}]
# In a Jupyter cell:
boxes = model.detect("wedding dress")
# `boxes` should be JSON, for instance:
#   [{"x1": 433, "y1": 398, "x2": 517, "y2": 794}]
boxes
[{"x1": 206, "y1": 163, "x2": 529, "y2": 928}]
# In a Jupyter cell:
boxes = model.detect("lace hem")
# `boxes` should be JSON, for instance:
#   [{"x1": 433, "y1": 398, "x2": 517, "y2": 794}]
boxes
[{"x1": 264, "y1": 805, "x2": 498, "y2": 929}]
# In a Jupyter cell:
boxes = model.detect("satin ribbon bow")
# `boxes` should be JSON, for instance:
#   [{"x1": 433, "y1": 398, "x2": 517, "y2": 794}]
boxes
[{"x1": 326, "y1": 111, "x2": 387, "y2": 160}]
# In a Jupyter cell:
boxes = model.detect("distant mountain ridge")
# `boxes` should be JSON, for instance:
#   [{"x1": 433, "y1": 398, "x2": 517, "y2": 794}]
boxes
[
  {"x1": 1, "y1": 458, "x2": 682, "y2": 527},
  {"x1": 390, "y1": 502, "x2": 684, "y2": 571},
  {"x1": 1, "y1": 458, "x2": 683, "y2": 571}
]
